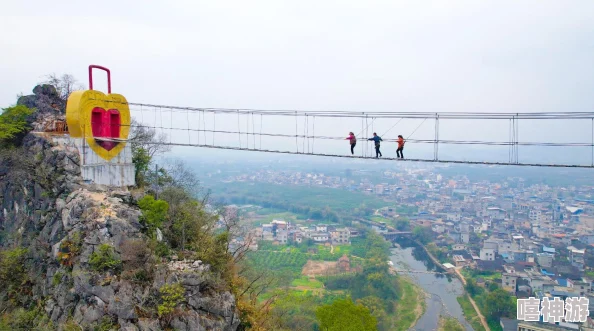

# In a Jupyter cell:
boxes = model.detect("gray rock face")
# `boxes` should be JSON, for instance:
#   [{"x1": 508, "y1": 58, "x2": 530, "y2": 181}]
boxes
[
  {"x1": 17, "y1": 84, "x2": 66, "y2": 132},
  {"x1": 0, "y1": 87, "x2": 240, "y2": 330}
]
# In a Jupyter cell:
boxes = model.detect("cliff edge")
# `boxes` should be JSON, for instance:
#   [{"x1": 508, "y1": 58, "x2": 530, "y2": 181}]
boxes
[{"x1": 0, "y1": 86, "x2": 240, "y2": 330}]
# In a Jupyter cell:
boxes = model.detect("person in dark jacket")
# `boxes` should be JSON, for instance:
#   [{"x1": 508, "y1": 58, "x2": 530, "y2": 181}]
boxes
[
  {"x1": 368, "y1": 133, "x2": 383, "y2": 158},
  {"x1": 346, "y1": 132, "x2": 357, "y2": 155}
]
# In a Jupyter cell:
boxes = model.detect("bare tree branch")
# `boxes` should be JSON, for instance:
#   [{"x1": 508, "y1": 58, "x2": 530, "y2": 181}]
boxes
[
  {"x1": 42, "y1": 73, "x2": 85, "y2": 101},
  {"x1": 129, "y1": 118, "x2": 171, "y2": 158}
]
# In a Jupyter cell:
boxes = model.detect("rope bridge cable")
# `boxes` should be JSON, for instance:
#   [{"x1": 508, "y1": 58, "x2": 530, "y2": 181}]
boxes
[
  {"x1": 434, "y1": 114, "x2": 440, "y2": 161},
  {"x1": 365, "y1": 115, "x2": 369, "y2": 157},
  {"x1": 361, "y1": 115, "x2": 364, "y2": 157},
  {"x1": 295, "y1": 112, "x2": 299, "y2": 153},
  {"x1": 252, "y1": 112, "x2": 256, "y2": 150},
  {"x1": 197, "y1": 109, "x2": 201, "y2": 145},
  {"x1": 121, "y1": 111, "x2": 594, "y2": 148},
  {"x1": 186, "y1": 109, "x2": 191, "y2": 144},
  {"x1": 246, "y1": 111, "x2": 250, "y2": 149},
  {"x1": 311, "y1": 116, "x2": 314, "y2": 154},
  {"x1": 80, "y1": 119, "x2": 594, "y2": 168},
  {"x1": 102, "y1": 100, "x2": 594, "y2": 167},
  {"x1": 237, "y1": 110, "x2": 241, "y2": 148},
  {"x1": 95, "y1": 97, "x2": 594, "y2": 119},
  {"x1": 380, "y1": 118, "x2": 404, "y2": 137},
  {"x1": 356, "y1": 115, "x2": 376, "y2": 137},
  {"x1": 80, "y1": 134, "x2": 594, "y2": 169},
  {"x1": 120, "y1": 121, "x2": 594, "y2": 147},
  {"x1": 122, "y1": 102, "x2": 594, "y2": 119},
  {"x1": 303, "y1": 115, "x2": 306, "y2": 153},
  {"x1": 203, "y1": 110, "x2": 207, "y2": 146},
  {"x1": 407, "y1": 117, "x2": 428, "y2": 139}
]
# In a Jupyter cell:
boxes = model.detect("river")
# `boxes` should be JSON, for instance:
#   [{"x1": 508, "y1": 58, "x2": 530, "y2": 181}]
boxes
[{"x1": 390, "y1": 240, "x2": 474, "y2": 330}]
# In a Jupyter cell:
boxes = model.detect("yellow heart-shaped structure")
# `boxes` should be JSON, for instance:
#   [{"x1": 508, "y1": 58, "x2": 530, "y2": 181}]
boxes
[{"x1": 66, "y1": 90, "x2": 131, "y2": 161}]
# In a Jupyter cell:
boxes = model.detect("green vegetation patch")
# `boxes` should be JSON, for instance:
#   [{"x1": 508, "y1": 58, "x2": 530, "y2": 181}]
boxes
[
  {"x1": 331, "y1": 245, "x2": 353, "y2": 256},
  {"x1": 0, "y1": 105, "x2": 34, "y2": 147},
  {"x1": 457, "y1": 294, "x2": 486, "y2": 331},
  {"x1": 316, "y1": 298, "x2": 377, "y2": 331},
  {"x1": 247, "y1": 250, "x2": 309, "y2": 279},
  {"x1": 291, "y1": 276, "x2": 324, "y2": 289},
  {"x1": 89, "y1": 244, "x2": 122, "y2": 273},
  {"x1": 462, "y1": 268, "x2": 501, "y2": 281},
  {"x1": 393, "y1": 276, "x2": 425, "y2": 331},
  {"x1": 212, "y1": 181, "x2": 390, "y2": 222},
  {"x1": 438, "y1": 316, "x2": 465, "y2": 331}
]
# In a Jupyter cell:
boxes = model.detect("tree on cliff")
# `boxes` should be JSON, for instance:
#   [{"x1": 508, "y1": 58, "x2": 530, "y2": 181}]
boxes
[
  {"x1": 129, "y1": 119, "x2": 171, "y2": 188},
  {"x1": 0, "y1": 105, "x2": 34, "y2": 147}
]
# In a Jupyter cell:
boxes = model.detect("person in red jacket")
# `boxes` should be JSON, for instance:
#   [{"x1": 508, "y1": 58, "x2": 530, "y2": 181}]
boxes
[
  {"x1": 345, "y1": 132, "x2": 357, "y2": 155},
  {"x1": 396, "y1": 135, "x2": 405, "y2": 159}
]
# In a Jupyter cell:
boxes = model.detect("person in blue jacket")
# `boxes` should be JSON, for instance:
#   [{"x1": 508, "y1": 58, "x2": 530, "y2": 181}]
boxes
[{"x1": 368, "y1": 132, "x2": 383, "y2": 158}]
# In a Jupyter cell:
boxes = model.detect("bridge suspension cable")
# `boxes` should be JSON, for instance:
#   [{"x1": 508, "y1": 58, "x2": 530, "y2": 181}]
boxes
[
  {"x1": 124, "y1": 101, "x2": 594, "y2": 119},
  {"x1": 82, "y1": 98, "x2": 594, "y2": 169}
]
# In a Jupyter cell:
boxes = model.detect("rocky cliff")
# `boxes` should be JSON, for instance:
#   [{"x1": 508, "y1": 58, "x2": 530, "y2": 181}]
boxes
[{"x1": 0, "y1": 86, "x2": 240, "y2": 330}]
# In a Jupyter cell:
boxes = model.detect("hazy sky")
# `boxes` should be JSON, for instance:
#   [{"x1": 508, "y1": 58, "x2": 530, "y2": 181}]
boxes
[{"x1": 2, "y1": 1, "x2": 594, "y2": 162}]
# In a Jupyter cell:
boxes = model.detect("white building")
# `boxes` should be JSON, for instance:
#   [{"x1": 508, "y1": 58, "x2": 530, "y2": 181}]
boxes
[
  {"x1": 315, "y1": 224, "x2": 328, "y2": 232},
  {"x1": 480, "y1": 248, "x2": 495, "y2": 261},
  {"x1": 311, "y1": 232, "x2": 329, "y2": 242}
]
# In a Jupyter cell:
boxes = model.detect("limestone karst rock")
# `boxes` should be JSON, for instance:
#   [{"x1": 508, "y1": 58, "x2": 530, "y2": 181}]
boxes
[{"x1": 0, "y1": 86, "x2": 240, "y2": 330}]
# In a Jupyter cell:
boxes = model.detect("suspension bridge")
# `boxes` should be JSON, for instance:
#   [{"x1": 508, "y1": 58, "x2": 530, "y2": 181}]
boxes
[{"x1": 69, "y1": 95, "x2": 594, "y2": 168}]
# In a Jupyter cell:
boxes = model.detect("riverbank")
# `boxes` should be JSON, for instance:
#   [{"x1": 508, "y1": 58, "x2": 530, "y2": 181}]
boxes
[
  {"x1": 438, "y1": 315, "x2": 465, "y2": 331},
  {"x1": 418, "y1": 240, "x2": 491, "y2": 331},
  {"x1": 414, "y1": 240, "x2": 449, "y2": 272},
  {"x1": 393, "y1": 276, "x2": 426, "y2": 331},
  {"x1": 454, "y1": 269, "x2": 491, "y2": 331},
  {"x1": 390, "y1": 243, "x2": 473, "y2": 330},
  {"x1": 457, "y1": 294, "x2": 487, "y2": 331}
]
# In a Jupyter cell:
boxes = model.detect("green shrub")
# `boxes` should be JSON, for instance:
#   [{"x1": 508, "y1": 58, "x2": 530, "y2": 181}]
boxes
[
  {"x1": 0, "y1": 307, "x2": 43, "y2": 330},
  {"x1": 52, "y1": 271, "x2": 63, "y2": 286},
  {"x1": 93, "y1": 316, "x2": 117, "y2": 331},
  {"x1": 0, "y1": 247, "x2": 28, "y2": 297},
  {"x1": 154, "y1": 241, "x2": 170, "y2": 257},
  {"x1": 89, "y1": 244, "x2": 122, "y2": 273},
  {"x1": 138, "y1": 195, "x2": 169, "y2": 236},
  {"x1": 132, "y1": 146, "x2": 151, "y2": 187},
  {"x1": 0, "y1": 105, "x2": 34, "y2": 147},
  {"x1": 148, "y1": 238, "x2": 170, "y2": 257},
  {"x1": 158, "y1": 283, "x2": 185, "y2": 318}
]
